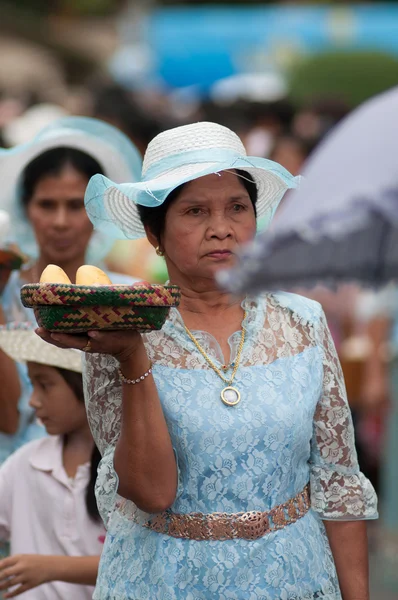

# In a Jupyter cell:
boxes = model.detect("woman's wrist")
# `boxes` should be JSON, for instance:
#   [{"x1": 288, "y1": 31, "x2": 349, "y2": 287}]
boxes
[
  {"x1": 117, "y1": 337, "x2": 152, "y2": 380},
  {"x1": 113, "y1": 332, "x2": 144, "y2": 365},
  {"x1": 41, "y1": 555, "x2": 63, "y2": 583},
  {"x1": 119, "y1": 362, "x2": 152, "y2": 385}
]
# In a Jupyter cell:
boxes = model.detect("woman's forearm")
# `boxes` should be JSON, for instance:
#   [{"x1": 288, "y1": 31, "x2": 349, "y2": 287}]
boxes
[
  {"x1": 113, "y1": 341, "x2": 177, "y2": 513},
  {"x1": 324, "y1": 520, "x2": 369, "y2": 600},
  {"x1": 47, "y1": 555, "x2": 100, "y2": 586},
  {"x1": 0, "y1": 307, "x2": 21, "y2": 434}
]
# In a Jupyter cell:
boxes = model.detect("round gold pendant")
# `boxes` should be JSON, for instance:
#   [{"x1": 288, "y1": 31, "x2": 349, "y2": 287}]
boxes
[{"x1": 221, "y1": 386, "x2": 241, "y2": 406}]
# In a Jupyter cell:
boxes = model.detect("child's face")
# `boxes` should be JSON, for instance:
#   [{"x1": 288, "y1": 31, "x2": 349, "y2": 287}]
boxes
[{"x1": 27, "y1": 363, "x2": 87, "y2": 436}]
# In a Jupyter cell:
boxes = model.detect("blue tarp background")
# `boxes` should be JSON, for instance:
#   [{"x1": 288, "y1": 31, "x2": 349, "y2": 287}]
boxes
[{"x1": 144, "y1": 5, "x2": 398, "y2": 90}]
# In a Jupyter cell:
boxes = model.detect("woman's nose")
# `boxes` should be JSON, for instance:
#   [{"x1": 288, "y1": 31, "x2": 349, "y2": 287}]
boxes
[
  {"x1": 208, "y1": 215, "x2": 233, "y2": 239},
  {"x1": 53, "y1": 206, "x2": 69, "y2": 228},
  {"x1": 29, "y1": 393, "x2": 42, "y2": 410}
]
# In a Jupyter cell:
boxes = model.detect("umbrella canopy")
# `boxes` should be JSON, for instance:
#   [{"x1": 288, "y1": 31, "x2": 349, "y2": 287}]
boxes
[{"x1": 219, "y1": 86, "x2": 398, "y2": 294}]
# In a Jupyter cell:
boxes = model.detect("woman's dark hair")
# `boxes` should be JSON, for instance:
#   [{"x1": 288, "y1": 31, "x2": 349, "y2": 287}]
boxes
[
  {"x1": 56, "y1": 367, "x2": 101, "y2": 523},
  {"x1": 21, "y1": 147, "x2": 104, "y2": 208},
  {"x1": 137, "y1": 169, "x2": 258, "y2": 245}
]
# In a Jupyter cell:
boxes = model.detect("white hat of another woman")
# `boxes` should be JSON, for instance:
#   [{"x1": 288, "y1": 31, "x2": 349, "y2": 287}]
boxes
[
  {"x1": 0, "y1": 116, "x2": 142, "y2": 262},
  {"x1": 0, "y1": 322, "x2": 82, "y2": 373}
]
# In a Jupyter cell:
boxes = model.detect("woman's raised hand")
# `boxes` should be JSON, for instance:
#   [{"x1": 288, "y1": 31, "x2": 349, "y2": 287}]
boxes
[{"x1": 36, "y1": 327, "x2": 143, "y2": 363}]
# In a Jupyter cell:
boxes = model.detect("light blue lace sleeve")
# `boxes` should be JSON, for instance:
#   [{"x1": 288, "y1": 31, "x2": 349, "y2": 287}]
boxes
[{"x1": 310, "y1": 310, "x2": 378, "y2": 520}]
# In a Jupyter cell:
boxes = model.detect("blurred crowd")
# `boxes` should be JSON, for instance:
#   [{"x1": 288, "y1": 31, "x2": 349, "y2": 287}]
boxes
[{"x1": 0, "y1": 80, "x2": 351, "y2": 281}]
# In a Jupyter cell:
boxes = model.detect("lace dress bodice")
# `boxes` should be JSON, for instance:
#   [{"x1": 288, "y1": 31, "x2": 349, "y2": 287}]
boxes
[{"x1": 84, "y1": 292, "x2": 377, "y2": 600}]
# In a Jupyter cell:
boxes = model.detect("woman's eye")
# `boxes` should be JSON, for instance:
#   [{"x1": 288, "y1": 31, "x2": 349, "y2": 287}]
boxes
[
  {"x1": 232, "y1": 204, "x2": 246, "y2": 212},
  {"x1": 68, "y1": 200, "x2": 85, "y2": 211},
  {"x1": 32, "y1": 381, "x2": 46, "y2": 392},
  {"x1": 37, "y1": 200, "x2": 56, "y2": 211},
  {"x1": 187, "y1": 207, "x2": 203, "y2": 216}
]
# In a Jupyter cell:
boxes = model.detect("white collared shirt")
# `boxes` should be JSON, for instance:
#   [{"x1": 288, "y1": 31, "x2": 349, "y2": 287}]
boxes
[{"x1": 0, "y1": 435, "x2": 105, "y2": 599}]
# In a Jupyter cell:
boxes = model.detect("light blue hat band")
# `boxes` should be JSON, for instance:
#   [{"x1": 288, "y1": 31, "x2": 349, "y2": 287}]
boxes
[
  {"x1": 143, "y1": 148, "x2": 242, "y2": 179},
  {"x1": 142, "y1": 148, "x2": 296, "y2": 186}
]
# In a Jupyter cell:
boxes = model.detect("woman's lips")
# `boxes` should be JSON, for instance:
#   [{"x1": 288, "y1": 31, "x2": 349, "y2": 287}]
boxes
[
  {"x1": 51, "y1": 239, "x2": 73, "y2": 250},
  {"x1": 206, "y1": 250, "x2": 233, "y2": 259}
]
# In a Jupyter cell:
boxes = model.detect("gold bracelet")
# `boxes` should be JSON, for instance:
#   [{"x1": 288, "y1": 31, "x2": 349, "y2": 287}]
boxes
[{"x1": 118, "y1": 363, "x2": 153, "y2": 385}]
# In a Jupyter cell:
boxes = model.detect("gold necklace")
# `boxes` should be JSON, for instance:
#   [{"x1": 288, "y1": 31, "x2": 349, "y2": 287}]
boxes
[{"x1": 183, "y1": 311, "x2": 247, "y2": 407}]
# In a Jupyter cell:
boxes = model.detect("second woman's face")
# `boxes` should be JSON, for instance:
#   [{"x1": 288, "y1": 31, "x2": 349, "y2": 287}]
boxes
[
  {"x1": 26, "y1": 165, "x2": 93, "y2": 265},
  {"x1": 162, "y1": 172, "x2": 257, "y2": 285}
]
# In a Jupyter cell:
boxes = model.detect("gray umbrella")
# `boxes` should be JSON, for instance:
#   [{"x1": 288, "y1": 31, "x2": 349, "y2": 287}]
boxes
[{"x1": 219, "y1": 86, "x2": 398, "y2": 294}]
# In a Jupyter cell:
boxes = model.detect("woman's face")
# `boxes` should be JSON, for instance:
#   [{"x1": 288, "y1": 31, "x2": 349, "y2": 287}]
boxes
[
  {"x1": 26, "y1": 165, "x2": 93, "y2": 265},
  {"x1": 28, "y1": 363, "x2": 87, "y2": 436},
  {"x1": 161, "y1": 172, "x2": 256, "y2": 286}
]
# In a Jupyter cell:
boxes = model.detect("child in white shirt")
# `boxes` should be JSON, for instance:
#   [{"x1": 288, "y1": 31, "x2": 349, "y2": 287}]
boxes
[{"x1": 0, "y1": 324, "x2": 105, "y2": 599}]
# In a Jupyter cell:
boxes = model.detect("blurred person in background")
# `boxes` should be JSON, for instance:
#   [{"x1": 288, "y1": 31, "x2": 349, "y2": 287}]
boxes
[
  {"x1": 270, "y1": 135, "x2": 314, "y2": 177},
  {"x1": 354, "y1": 288, "x2": 398, "y2": 584},
  {"x1": 292, "y1": 98, "x2": 350, "y2": 147},
  {"x1": 0, "y1": 116, "x2": 142, "y2": 460},
  {"x1": 243, "y1": 99, "x2": 295, "y2": 156},
  {"x1": 0, "y1": 115, "x2": 141, "y2": 572},
  {"x1": 90, "y1": 83, "x2": 163, "y2": 156},
  {"x1": 0, "y1": 115, "x2": 141, "y2": 574},
  {"x1": 0, "y1": 325, "x2": 104, "y2": 599}
]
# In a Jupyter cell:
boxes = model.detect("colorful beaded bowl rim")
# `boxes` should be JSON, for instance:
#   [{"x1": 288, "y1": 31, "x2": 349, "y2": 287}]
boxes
[{"x1": 20, "y1": 282, "x2": 181, "y2": 309}]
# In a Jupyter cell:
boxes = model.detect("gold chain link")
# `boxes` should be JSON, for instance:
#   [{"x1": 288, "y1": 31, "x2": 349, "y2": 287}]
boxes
[{"x1": 183, "y1": 311, "x2": 247, "y2": 386}]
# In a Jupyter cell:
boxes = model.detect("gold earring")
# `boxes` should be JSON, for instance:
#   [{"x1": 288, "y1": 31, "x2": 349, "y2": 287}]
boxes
[{"x1": 155, "y1": 246, "x2": 164, "y2": 257}]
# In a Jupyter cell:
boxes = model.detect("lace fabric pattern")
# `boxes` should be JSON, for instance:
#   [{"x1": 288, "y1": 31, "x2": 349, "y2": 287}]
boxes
[{"x1": 83, "y1": 292, "x2": 377, "y2": 599}]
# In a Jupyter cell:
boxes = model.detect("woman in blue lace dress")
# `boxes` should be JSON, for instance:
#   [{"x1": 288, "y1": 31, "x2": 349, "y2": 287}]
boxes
[{"x1": 40, "y1": 122, "x2": 378, "y2": 599}]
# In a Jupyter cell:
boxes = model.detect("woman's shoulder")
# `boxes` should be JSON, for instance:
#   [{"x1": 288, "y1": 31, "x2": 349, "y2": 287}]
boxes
[{"x1": 263, "y1": 291, "x2": 324, "y2": 324}]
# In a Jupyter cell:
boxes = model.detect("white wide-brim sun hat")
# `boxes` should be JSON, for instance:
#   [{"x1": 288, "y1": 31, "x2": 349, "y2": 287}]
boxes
[
  {"x1": 84, "y1": 121, "x2": 300, "y2": 240},
  {"x1": 0, "y1": 116, "x2": 142, "y2": 262},
  {"x1": 0, "y1": 322, "x2": 82, "y2": 373}
]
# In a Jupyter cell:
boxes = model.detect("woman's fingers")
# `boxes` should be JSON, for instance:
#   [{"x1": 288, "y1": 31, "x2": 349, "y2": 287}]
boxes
[
  {"x1": 0, "y1": 572, "x2": 23, "y2": 592},
  {"x1": 4, "y1": 582, "x2": 30, "y2": 598},
  {"x1": 0, "y1": 564, "x2": 19, "y2": 586},
  {"x1": 87, "y1": 329, "x2": 143, "y2": 357},
  {"x1": 35, "y1": 327, "x2": 143, "y2": 357},
  {"x1": 35, "y1": 328, "x2": 88, "y2": 350}
]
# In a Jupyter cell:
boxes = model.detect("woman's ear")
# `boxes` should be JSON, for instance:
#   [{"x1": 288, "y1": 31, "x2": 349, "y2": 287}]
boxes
[{"x1": 144, "y1": 225, "x2": 160, "y2": 252}]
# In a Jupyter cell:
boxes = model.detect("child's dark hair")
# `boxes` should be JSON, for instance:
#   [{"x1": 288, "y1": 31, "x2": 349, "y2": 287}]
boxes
[
  {"x1": 56, "y1": 367, "x2": 101, "y2": 523},
  {"x1": 21, "y1": 147, "x2": 104, "y2": 208},
  {"x1": 137, "y1": 169, "x2": 257, "y2": 244}
]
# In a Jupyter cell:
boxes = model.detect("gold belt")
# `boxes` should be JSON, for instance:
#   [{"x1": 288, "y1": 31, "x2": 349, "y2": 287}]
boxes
[{"x1": 143, "y1": 484, "x2": 310, "y2": 541}]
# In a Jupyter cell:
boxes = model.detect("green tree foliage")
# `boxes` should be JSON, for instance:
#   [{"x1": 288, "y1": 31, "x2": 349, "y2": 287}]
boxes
[{"x1": 288, "y1": 51, "x2": 398, "y2": 107}]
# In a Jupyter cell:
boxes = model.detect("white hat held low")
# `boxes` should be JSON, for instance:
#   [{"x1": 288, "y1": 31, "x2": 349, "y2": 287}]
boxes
[
  {"x1": 84, "y1": 121, "x2": 300, "y2": 240},
  {"x1": 0, "y1": 322, "x2": 82, "y2": 373}
]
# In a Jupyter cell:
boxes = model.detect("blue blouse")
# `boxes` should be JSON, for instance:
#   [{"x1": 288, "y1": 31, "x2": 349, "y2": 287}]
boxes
[{"x1": 84, "y1": 292, "x2": 378, "y2": 600}]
